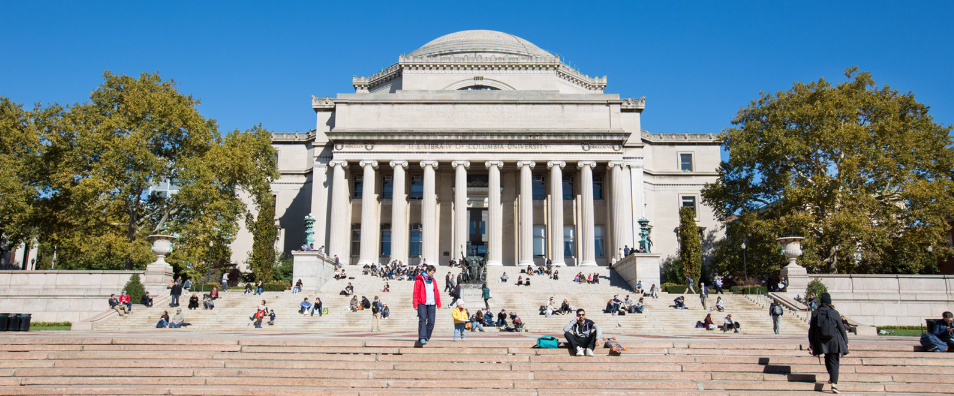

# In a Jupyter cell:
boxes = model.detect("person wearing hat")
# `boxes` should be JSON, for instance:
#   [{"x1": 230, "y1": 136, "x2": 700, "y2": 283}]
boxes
[
  {"x1": 808, "y1": 293, "x2": 849, "y2": 394},
  {"x1": 452, "y1": 300, "x2": 469, "y2": 341},
  {"x1": 169, "y1": 308, "x2": 185, "y2": 328}
]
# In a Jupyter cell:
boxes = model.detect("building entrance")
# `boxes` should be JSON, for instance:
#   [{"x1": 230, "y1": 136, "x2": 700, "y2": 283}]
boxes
[{"x1": 467, "y1": 208, "x2": 488, "y2": 258}]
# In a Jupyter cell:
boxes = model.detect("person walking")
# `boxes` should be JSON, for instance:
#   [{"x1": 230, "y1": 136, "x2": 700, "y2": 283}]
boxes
[
  {"x1": 481, "y1": 283, "x2": 491, "y2": 311},
  {"x1": 685, "y1": 276, "x2": 696, "y2": 294},
  {"x1": 769, "y1": 298, "x2": 784, "y2": 334},
  {"x1": 444, "y1": 272, "x2": 454, "y2": 293},
  {"x1": 371, "y1": 296, "x2": 383, "y2": 332},
  {"x1": 699, "y1": 282, "x2": 708, "y2": 309},
  {"x1": 412, "y1": 265, "x2": 441, "y2": 345},
  {"x1": 448, "y1": 282, "x2": 462, "y2": 308},
  {"x1": 808, "y1": 293, "x2": 849, "y2": 394},
  {"x1": 714, "y1": 277, "x2": 724, "y2": 294},
  {"x1": 221, "y1": 272, "x2": 229, "y2": 292}
]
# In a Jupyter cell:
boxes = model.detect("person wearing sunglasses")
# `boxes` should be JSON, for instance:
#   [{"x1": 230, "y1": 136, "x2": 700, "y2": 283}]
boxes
[{"x1": 563, "y1": 308, "x2": 602, "y2": 357}]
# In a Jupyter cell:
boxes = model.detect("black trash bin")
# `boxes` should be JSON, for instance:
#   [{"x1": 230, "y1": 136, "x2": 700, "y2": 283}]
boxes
[
  {"x1": 0, "y1": 313, "x2": 8, "y2": 331},
  {"x1": 18, "y1": 314, "x2": 31, "y2": 332},
  {"x1": 7, "y1": 315, "x2": 20, "y2": 331}
]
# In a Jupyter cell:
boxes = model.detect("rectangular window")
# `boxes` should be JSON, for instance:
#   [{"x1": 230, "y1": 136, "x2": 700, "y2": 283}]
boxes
[
  {"x1": 563, "y1": 226, "x2": 575, "y2": 257},
  {"x1": 562, "y1": 175, "x2": 573, "y2": 200},
  {"x1": 594, "y1": 226, "x2": 605, "y2": 257},
  {"x1": 353, "y1": 175, "x2": 363, "y2": 199},
  {"x1": 532, "y1": 176, "x2": 545, "y2": 200},
  {"x1": 593, "y1": 175, "x2": 603, "y2": 200},
  {"x1": 382, "y1": 175, "x2": 393, "y2": 199},
  {"x1": 682, "y1": 196, "x2": 697, "y2": 213},
  {"x1": 680, "y1": 153, "x2": 694, "y2": 172},
  {"x1": 409, "y1": 175, "x2": 423, "y2": 199},
  {"x1": 380, "y1": 224, "x2": 391, "y2": 256},
  {"x1": 350, "y1": 224, "x2": 360, "y2": 256},
  {"x1": 409, "y1": 224, "x2": 423, "y2": 256},
  {"x1": 533, "y1": 225, "x2": 546, "y2": 256}
]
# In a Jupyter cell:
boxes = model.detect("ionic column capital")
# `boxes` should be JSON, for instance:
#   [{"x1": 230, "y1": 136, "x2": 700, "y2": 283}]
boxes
[
  {"x1": 389, "y1": 160, "x2": 408, "y2": 169},
  {"x1": 577, "y1": 161, "x2": 597, "y2": 169},
  {"x1": 547, "y1": 160, "x2": 566, "y2": 169},
  {"x1": 485, "y1": 160, "x2": 504, "y2": 169},
  {"x1": 420, "y1": 160, "x2": 439, "y2": 169},
  {"x1": 607, "y1": 161, "x2": 628, "y2": 169},
  {"x1": 451, "y1": 160, "x2": 470, "y2": 169},
  {"x1": 516, "y1": 160, "x2": 535, "y2": 169},
  {"x1": 329, "y1": 160, "x2": 349, "y2": 168},
  {"x1": 359, "y1": 160, "x2": 379, "y2": 169}
]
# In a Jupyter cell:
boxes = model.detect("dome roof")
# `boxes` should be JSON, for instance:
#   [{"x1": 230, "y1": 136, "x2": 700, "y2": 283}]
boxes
[{"x1": 407, "y1": 30, "x2": 553, "y2": 58}]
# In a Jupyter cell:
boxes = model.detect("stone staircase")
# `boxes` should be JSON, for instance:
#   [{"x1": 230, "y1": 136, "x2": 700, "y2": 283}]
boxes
[
  {"x1": 96, "y1": 266, "x2": 809, "y2": 335},
  {"x1": 0, "y1": 333, "x2": 949, "y2": 395}
]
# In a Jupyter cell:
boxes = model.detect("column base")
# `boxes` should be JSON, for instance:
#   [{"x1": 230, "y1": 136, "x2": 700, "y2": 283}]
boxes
[
  {"x1": 518, "y1": 260, "x2": 534, "y2": 266},
  {"x1": 485, "y1": 260, "x2": 503, "y2": 266},
  {"x1": 579, "y1": 260, "x2": 598, "y2": 266},
  {"x1": 356, "y1": 259, "x2": 374, "y2": 266}
]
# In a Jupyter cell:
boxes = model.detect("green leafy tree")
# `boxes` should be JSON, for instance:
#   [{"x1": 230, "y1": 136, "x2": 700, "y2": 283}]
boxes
[
  {"x1": 805, "y1": 277, "x2": 828, "y2": 300},
  {"x1": 678, "y1": 207, "x2": 702, "y2": 288},
  {"x1": 703, "y1": 67, "x2": 954, "y2": 274},
  {"x1": 709, "y1": 212, "x2": 788, "y2": 282},
  {"x1": 0, "y1": 97, "x2": 41, "y2": 264},
  {"x1": 249, "y1": 194, "x2": 277, "y2": 282}
]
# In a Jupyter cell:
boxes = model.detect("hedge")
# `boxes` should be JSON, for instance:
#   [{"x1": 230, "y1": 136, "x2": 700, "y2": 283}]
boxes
[
  {"x1": 264, "y1": 282, "x2": 290, "y2": 291},
  {"x1": 729, "y1": 286, "x2": 768, "y2": 295}
]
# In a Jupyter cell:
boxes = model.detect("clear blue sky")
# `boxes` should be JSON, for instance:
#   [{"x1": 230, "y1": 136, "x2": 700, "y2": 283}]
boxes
[{"x1": 2, "y1": 1, "x2": 952, "y2": 146}]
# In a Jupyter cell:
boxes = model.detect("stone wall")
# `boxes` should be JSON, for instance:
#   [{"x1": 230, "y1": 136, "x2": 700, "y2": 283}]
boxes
[
  {"x1": 611, "y1": 253, "x2": 661, "y2": 293},
  {"x1": 0, "y1": 270, "x2": 149, "y2": 323},
  {"x1": 808, "y1": 274, "x2": 954, "y2": 326}
]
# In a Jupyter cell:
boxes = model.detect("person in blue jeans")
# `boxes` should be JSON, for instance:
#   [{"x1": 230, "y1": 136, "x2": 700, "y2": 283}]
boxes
[
  {"x1": 412, "y1": 265, "x2": 441, "y2": 345},
  {"x1": 254, "y1": 281, "x2": 264, "y2": 295},
  {"x1": 931, "y1": 312, "x2": 954, "y2": 351},
  {"x1": 169, "y1": 308, "x2": 185, "y2": 328}
]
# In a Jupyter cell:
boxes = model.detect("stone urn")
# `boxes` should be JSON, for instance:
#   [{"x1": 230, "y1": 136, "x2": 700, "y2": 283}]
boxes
[
  {"x1": 148, "y1": 235, "x2": 177, "y2": 267},
  {"x1": 143, "y1": 235, "x2": 177, "y2": 292},
  {"x1": 777, "y1": 236, "x2": 808, "y2": 296}
]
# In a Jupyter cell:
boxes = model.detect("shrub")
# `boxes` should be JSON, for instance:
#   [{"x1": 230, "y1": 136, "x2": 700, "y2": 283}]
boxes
[
  {"x1": 264, "y1": 281, "x2": 290, "y2": 292},
  {"x1": 123, "y1": 274, "x2": 146, "y2": 305},
  {"x1": 665, "y1": 285, "x2": 688, "y2": 294},
  {"x1": 806, "y1": 278, "x2": 828, "y2": 300},
  {"x1": 729, "y1": 285, "x2": 767, "y2": 295}
]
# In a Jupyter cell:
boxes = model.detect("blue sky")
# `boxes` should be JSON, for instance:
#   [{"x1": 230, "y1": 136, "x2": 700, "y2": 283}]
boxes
[{"x1": 2, "y1": 1, "x2": 951, "y2": 146}]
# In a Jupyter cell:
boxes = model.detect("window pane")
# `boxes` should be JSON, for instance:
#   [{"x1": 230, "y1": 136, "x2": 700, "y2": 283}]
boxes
[
  {"x1": 532, "y1": 177, "x2": 545, "y2": 200},
  {"x1": 380, "y1": 228, "x2": 391, "y2": 256},
  {"x1": 382, "y1": 179, "x2": 393, "y2": 199},
  {"x1": 533, "y1": 225, "x2": 546, "y2": 256},
  {"x1": 409, "y1": 225, "x2": 422, "y2": 256},
  {"x1": 562, "y1": 181, "x2": 573, "y2": 200},
  {"x1": 593, "y1": 176, "x2": 603, "y2": 200},
  {"x1": 563, "y1": 226, "x2": 574, "y2": 256},
  {"x1": 595, "y1": 226, "x2": 604, "y2": 258},
  {"x1": 410, "y1": 176, "x2": 423, "y2": 198},
  {"x1": 680, "y1": 154, "x2": 693, "y2": 172},
  {"x1": 353, "y1": 176, "x2": 363, "y2": 199},
  {"x1": 351, "y1": 226, "x2": 360, "y2": 256}
]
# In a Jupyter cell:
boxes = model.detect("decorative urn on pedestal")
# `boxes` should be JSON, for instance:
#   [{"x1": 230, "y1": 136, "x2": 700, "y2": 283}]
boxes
[
  {"x1": 777, "y1": 236, "x2": 808, "y2": 296},
  {"x1": 143, "y1": 235, "x2": 177, "y2": 292}
]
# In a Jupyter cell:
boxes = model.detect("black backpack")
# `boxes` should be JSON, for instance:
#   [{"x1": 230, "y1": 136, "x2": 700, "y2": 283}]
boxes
[
  {"x1": 815, "y1": 309, "x2": 839, "y2": 341},
  {"x1": 372, "y1": 303, "x2": 380, "y2": 314}
]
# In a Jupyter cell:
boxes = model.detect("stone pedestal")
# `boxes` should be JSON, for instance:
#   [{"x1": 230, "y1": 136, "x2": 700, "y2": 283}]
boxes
[
  {"x1": 143, "y1": 235, "x2": 176, "y2": 293},
  {"x1": 611, "y1": 253, "x2": 661, "y2": 293},
  {"x1": 292, "y1": 251, "x2": 336, "y2": 292},
  {"x1": 778, "y1": 237, "x2": 808, "y2": 298}
]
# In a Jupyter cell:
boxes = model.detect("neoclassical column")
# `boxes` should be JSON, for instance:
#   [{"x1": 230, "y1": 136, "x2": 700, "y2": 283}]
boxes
[
  {"x1": 485, "y1": 161, "x2": 504, "y2": 266},
  {"x1": 608, "y1": 161, "x2": 634, "y2": 259},
  {"x1": 548, "y1": 161, "x2": 567, "y2": 266},
  {"x1": 357, "y1": 160, "x2": 379, "y2": 265},
  {"x1": 389, "y1": 160, "x2": 408, "y2": 265},
  {"x1": 310, "y1": 163, "x2": 329, "y2": 249},
  {"x1": 516, "y1": 160, "x2": 535, "y2": 266},
  {"x1": 577, "y1": 161, "x2": 597, "y2": 266},
  {"x1": 420, "y1": 160, "x2": 439, "y2": 266},
  {"x1": 630, "y1": 160, "x2": 646, "y2": 225},
  {"x1": 452, "y1": 160, "x2": 470, "y2": 260},
  {"x1": 328, "y1": 160, "x2": 350, "y2": 260}
]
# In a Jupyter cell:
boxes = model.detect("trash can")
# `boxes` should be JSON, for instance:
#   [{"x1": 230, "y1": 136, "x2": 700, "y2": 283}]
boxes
[
  {"x1": 7, "y1": 315, "x2": 20, "y2": 331},
  {"x1": 18, "y1": 314, "x2": 31, "y2": 332},
  {"x1": 0, "y1": 313, "x2": 8, "y2": 332}
]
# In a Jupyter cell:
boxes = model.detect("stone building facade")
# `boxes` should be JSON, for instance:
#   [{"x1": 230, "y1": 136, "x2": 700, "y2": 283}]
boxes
[{"x1": 239, "y1": 30, "x2": 722, "y2": 268}]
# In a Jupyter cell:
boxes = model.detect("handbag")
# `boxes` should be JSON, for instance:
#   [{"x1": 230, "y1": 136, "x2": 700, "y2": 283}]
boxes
[
  {"x1": 465, "y1": 322, "x2": 472, "y2": 330},
  {"x1": 536, "y1": 336, "x2": 559, "y2": 349}
]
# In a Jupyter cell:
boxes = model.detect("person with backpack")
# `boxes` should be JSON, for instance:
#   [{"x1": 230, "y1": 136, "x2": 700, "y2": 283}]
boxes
[
  {"x1": 769, "y1": 299, "x2": 784, "y2": 334},
  {"x1": 371, "y1": 296, "x2": 383, "y2": 332},
  {"x1": 808, "y1": 293, "x2": 848, "y2": 394},
  {"x1": 921, "y1": 311, "x2": 954, "y2": 352},
  {"x1": 482, "y1": 283, "x2": 491, "y2": 311}
]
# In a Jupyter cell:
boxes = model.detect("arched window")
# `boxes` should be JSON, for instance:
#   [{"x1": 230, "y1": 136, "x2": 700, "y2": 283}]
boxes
[{"x1": 458, "y1": 85, "x2": 499, "y2": 91}]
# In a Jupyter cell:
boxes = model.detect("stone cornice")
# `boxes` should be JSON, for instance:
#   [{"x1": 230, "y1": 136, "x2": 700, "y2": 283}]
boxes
[
  {"x1": 640, "y1": 131, "x2": 719, "y2": 144},
  {"x1": 311, "y1": 96, "x2": 335, "y2": 111},
  {"x1": 352, "y1": 54, "x2": 607, "y2": 94},
  {"x1": 326, "y1": 129, "x2": 630, "y2": 142},
  {"x1": 621, "y1": 97, "x2": 645, "y2": 111},
  {"x1": 272, "y1": 130, "x2": 317, "y2": 142}
]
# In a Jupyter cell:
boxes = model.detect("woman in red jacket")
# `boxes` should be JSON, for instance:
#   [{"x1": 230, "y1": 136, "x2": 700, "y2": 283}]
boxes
[{"x1": 412, "y1": 265, "x2": 441, "y2": 345}]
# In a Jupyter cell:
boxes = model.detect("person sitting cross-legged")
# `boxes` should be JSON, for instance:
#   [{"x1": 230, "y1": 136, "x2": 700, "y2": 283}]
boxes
[
  {"x1": 108, "y1": 294, "x2": 127, "y2": 317},
  {"x1": 674, "y1": 295, "x2": 687, "y2": 309},
  {"x1": 715, "y1": 296, "x2": 725, "y2": 312},
  {"x1": 169, "y1": 308, "x2": 185, "y2": 328},
  {"x1": 496, "y1": 309, "x2": 508, "y2": 328},
  {"x1": 633, "y1": 297, "x2": 645, "y2": 314},
  {"x1": 140, "y1": 292, "x2": 154, "y2": 308},
  {"x1": 299, "y1": 297, "x2": 312, "y2": 314},
  {"x1": 564, "y1": 308, "x2": 602, "y2": 357}
]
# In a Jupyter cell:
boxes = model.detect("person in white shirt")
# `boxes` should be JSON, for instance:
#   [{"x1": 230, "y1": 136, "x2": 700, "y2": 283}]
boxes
[{"x1": 715, "y1": 297, "x2": 725, "y2": 312}]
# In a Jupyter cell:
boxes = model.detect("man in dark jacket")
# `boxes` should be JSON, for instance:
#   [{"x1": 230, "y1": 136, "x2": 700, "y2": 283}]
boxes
[
  {"x1": 170, "y1": 281, "x2": 182, "y2": 307},
  {"x1": 808, "y1": 293, "x2": 848, "y2": 394},
  {"x1": 448, "y1": 283, "x2": 462, "y2": 308},
  {"x1": 769, "y1": 299, "x2": 784, "y2": 334},
  {"x1": 563, "y1": 308, "x2": 602, "y2": 357},
  {"x1": 931, "y1": 311, "x2": 954, "y2": 350}
]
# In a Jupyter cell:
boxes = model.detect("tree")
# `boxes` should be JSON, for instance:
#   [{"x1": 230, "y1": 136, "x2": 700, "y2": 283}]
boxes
[
  {"x1": 703, "y1": 67, "x2": 954, "y2": 274},
  {"x1": 249, "y1": 194, "x2": 277, "y2": 282},
  {"x1": 709, "y1": 212, "x2": 788, "y2": 282},
  {"x1": 0, "y1": 97, "x2": 41, "y2": 266},
  {"x1": 678, "y1": 207, "x2": 702, "y2": 287},
  {"x1": 123, "y1": 273, "x2": 146, "y2": 306}
]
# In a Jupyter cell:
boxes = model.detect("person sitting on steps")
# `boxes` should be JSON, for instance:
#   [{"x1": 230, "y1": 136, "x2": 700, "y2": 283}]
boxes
[
  {"x1": 140, "y1": 292, "x2": 153, "y2": 308},
  {"x1": 188, "y1": 294, "x2": 199, "y2": 310},
  {"x1": 715, "y1": 296, "x2": 725, "y2": 312},
  {"x1": 108, "y1": 294, "x2": 127, "y2": 317},
  {"x1": 560, "y1": 299, "x2": 571, "y2": 315},
  {"x1": 496, "y1": 309, "x2": 508, "y2": 328},
  {"x1": 169, "y1": 308, "x2": 185, "y2": 328},
  {"x1": 516, "y1": 276, "x2": 524, "y2": 286},
  {"x1": 564, "y1": 308, "x2": 602, "y2": 357},
  {"x1": 500, "y1": 272, "x2": 509, "y2": 283},
  {"x1": 723, "y1": 314, "x2": 739, "y2": 333},
  {"x1": 634, "y1": 297, "x2": 645, "y2": 314},
  {"x1": 299, "y1": 297, "x2": 312, "y2": 314},
  {"x1": 674, "y1": 295, "x2": 687, "y2": 309},
  {"x1": 244, "y1": 283, "x2": 253, "y2": 294},
  {"x1": 203, "y1": 294, "x2": 214, "y2": 310}
]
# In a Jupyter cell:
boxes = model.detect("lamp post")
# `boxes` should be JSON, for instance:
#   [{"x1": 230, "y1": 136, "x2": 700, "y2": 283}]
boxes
[
  {"x1": 206, "y1": 240, "x2": 213, "y2": 293},
  {"x1": 928, "y1": 245, "x2": 935, "y2": 275},
  {"x1": 741, "y1": 241, "x2": 749, "y2": 295}
]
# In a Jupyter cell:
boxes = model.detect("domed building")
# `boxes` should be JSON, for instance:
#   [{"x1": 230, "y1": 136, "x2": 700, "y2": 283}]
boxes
[{"x1": 255, "y1": 30, "x2": 721, "y2": 288}]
